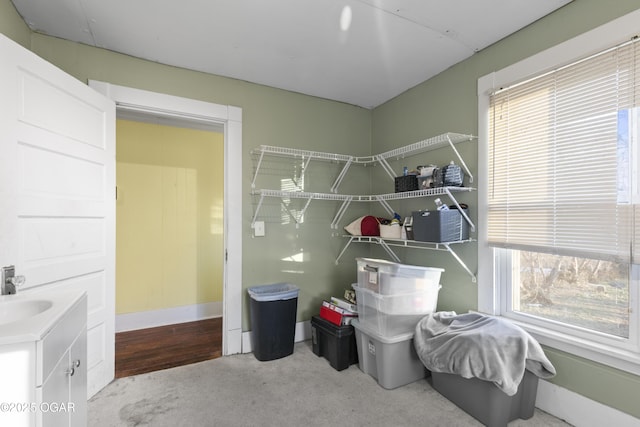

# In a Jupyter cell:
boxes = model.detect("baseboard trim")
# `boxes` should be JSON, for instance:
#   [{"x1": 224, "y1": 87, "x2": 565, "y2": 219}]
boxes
[
  {"x1": 536, "y1": 379, "x2": 638, "y2": 426},
  {"x1": 116, "y1": 302, "x2": 222, "y2": 332}
]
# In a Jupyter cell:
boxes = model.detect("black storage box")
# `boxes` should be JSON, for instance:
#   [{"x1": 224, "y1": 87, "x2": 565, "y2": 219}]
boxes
[
  {"x1": 394, "y1": 175, "x2": 418, "y2": 192},
  {"x1": 412, "y1": 208, "x2": 470, "y2": 242},
  {"x1": 310, "y1": 315, "x2": 358, "y2": 371}
]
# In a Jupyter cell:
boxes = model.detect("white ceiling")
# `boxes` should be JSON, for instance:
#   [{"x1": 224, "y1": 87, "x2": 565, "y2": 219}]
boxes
[{"x1": 12, "y1": 0, "x2": 572, "y2": 109}]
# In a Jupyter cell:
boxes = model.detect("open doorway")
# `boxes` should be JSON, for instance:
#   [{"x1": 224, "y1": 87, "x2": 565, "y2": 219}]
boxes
[
  {"x1": 89, "y1": 81, "x2": 244, "y2": 362},
  {"x1": 113, "y1": 118, "x2": 224, "y2": 376}
]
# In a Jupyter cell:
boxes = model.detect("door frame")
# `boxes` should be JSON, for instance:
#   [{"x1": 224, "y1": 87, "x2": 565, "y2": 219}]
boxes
[{"x1": 89, "y1": 81, "x2": 243, "y2": 356}]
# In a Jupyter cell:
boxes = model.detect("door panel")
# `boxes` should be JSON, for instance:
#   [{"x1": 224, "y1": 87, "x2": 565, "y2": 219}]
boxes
[
  {"x1": 19, "y1": 69, "x2": 107, "y2": 149},
  {"x1": 0, "y1": 34, "x2": 115, "y2": 398},
  {"x1": 20, "y1": 143, "x2": 105, "y2": 201}
]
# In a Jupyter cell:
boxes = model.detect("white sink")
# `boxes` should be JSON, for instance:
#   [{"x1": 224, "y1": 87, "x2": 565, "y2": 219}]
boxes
[
  {"x1": 0, "y1": 299, "x2": 53, "y2": 326},
  {"x1": 0, "y1": 289, "x2": 85, "y2": 345}
]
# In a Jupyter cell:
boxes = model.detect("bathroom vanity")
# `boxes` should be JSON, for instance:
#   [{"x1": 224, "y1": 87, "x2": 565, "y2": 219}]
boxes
[{"x1": 0, "y1": 289, "x2": 87, "y2": 426}]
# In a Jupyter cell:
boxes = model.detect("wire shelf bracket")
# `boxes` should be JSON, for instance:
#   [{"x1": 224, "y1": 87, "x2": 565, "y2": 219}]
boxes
[{"x1": 335, "y1": 236, "x2": 477, "y2": 282}]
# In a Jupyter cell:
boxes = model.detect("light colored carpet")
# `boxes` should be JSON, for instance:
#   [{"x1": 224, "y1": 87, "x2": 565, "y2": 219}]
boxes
[{"x1": 88, "y1": 341, "x2": 571, "y2": 427}]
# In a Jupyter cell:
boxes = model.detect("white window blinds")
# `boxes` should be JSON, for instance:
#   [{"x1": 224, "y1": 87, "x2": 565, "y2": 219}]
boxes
[{"x1": 488, "y1": 37, "x2": 640, "y2": 263}]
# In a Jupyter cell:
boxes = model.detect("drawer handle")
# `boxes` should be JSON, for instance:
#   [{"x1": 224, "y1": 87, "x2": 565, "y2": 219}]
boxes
[{"x1": 66, "y1": 360, "x2": 81, "y2": 377}]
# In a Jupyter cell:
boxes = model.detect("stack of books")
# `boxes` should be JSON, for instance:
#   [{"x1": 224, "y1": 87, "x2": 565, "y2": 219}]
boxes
[{"x1": 319, "y1": 297, "x2": 358, "y2": 326}]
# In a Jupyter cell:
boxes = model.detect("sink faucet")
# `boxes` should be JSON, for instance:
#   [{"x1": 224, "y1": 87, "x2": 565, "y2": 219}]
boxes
[{"x1": 1, "y1": 266, "x2": 25, "y2": 295}]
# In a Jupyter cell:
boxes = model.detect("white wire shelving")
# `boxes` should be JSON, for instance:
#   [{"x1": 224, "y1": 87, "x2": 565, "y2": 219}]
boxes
[
  {"x1": 250, "y1": 132, "x2": 478, "y2": 280},
  {"x1": 251, "y1": 132, "x2": 476, "y2": 193},
  {"x1": 250, "y1": 186, "x2": 475, "y2": 229}
]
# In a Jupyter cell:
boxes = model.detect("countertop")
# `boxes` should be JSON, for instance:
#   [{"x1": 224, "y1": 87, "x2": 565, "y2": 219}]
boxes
[{"x1": 0, "y1": 288, "x2": 86, "y2": 345}]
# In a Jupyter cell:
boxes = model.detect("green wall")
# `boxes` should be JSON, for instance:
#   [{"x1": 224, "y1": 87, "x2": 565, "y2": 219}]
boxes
[
  {"x1": 2, "y1": 0, "x2": 640, "y2": 420},
  {"x1": 370, "y1": 0, "x2": 640, "y2": 420},
  {"x1": 0, "y1": 0, "x2": 29, "y2": 48}
]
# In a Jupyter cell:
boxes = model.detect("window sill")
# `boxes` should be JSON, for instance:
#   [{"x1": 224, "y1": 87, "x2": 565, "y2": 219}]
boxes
[{"x1": 504, "y1": 316, "x2": 640, "y2": 376}]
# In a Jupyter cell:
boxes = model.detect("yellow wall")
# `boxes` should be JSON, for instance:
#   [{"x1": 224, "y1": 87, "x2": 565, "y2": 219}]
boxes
[{"x1": 115, "y1": 119, "x2": 224, "y2": 314}]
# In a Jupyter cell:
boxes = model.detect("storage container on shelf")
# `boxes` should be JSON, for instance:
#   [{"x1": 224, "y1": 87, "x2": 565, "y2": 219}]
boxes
[
  {"x1": 352, "y1": 282, "x2": 441, "y2": 337},
  {"x1": 412, "y1": 208, "x2": 470, "y2": 243},
  {"x1": 356, "y1": 258, "x2": 444, "y2": 295}
]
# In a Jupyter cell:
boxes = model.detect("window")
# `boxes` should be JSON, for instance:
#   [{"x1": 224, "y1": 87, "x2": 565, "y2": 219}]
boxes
[{"x1": 478, "y1": 10, "x2": 640, "y2": 374}]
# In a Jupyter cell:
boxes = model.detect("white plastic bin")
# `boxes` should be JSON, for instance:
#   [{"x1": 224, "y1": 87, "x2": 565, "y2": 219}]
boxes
[{"x1": 356, "y1": 258, "x2": 444, "y2": 294}]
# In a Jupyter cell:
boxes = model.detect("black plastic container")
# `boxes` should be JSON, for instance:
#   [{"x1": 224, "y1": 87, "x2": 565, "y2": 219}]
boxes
[
  {"x1": 248, "y1": 283, "x2": 299, "y2": 361},
  {"x1": 310, "y1": 315, "x2": 358, "y2": 371},
  {"x1": 394, "y1": 175, "x2": 418, "y2": 192}
]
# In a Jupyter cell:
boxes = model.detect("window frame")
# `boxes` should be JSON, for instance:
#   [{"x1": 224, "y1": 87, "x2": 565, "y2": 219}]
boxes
[{"x1": 478, "y1": 9, "x2": 640, "y2": 375}]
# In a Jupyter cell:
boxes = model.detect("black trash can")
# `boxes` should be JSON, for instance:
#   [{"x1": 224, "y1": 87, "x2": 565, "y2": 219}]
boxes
[{"x1": 248, "y1": 283, "x2": 299, "y2": 361}]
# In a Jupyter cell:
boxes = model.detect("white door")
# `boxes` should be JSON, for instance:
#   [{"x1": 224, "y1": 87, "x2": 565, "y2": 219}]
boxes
[{"x1": 0, "y1": 34, "x2": 115, "y2": 397}]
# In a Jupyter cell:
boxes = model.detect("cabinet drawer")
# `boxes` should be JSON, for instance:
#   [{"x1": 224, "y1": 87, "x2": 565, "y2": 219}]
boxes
[{"x1": 37, "y1": 294, "x2": 87, "y2": 386}]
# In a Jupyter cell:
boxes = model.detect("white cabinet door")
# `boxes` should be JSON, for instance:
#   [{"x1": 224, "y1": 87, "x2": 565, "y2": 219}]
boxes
[
  {"x1": 37, "y1": 295, "x2": 87, "y2": 427},
  {"x1": 0, "y1": 33, "x2": 115, "y2": 397},
  {"x1": 69, "y1": 330, "x2": 87, "y2": 427},
  {"x1": 40, "y1": 329, "x2": 86, "y2": 427},
  {"x1": 40, "y1": 348, "x2": 70, "y2": 427}
]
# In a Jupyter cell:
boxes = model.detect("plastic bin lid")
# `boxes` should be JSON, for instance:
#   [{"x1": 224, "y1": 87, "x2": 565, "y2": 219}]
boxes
[
  {"x1": 351, "y1": 319, "x2": 415, "y2": 343},
  {"x1": 356, "y1": 257, "x2": 445, "y2": 272},
  {"x1": 247, "y1": 282, "x2": 299, "y2": 301},
  {"x1": 352, "y1": 282, "x2": 442, "y2": 294}
]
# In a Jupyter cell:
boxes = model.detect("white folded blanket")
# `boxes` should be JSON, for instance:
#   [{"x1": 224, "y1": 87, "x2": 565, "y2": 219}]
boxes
[{"x1": 414, "y1": 311, "x2": 556, "y2": 396}]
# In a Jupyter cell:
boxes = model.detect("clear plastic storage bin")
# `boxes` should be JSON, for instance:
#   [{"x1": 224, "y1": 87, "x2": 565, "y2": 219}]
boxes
[
  {"x1": 353, "y1": 282, "x2": 441, "y2": 337},
  {"x1": 356, "y1": 258, "x2": 444, "y2": 295}
]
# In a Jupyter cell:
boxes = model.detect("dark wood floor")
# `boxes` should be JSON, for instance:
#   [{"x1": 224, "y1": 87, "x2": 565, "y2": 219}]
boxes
[{"x1": 115, "y1": 317, "x2": 223, "y2": 378}]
